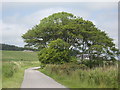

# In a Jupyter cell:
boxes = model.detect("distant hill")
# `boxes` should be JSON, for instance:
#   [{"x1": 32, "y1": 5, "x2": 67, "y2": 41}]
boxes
[{"x1": 0, "y1": 43, "x2": 38, "y2": 51}]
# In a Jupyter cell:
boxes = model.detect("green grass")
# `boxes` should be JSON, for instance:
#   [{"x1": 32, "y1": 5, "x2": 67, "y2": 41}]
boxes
[
  {"x1": 40, "y1": 64, "x2": 118, "y2": 88},
  {"x1": 2, "y1": 50, "x2": 40, "y2": 88},
  {"x1": 2, "y1": 50, "x2": 39, "y2": 61},
  {"x1": 0, "y1": 50, "x2": 2, "y2": 89},
  {"x1": 2, "y1": 61, "x2": 40, "y2": 88},
  {"x1": 0, "y1": 62, "x2": 2, "y2": 89}
]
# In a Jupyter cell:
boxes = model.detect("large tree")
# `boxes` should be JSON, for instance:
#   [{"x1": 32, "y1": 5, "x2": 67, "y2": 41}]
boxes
[{"x1": 22, "y1": 12, "x2": 119, "y2": 60}]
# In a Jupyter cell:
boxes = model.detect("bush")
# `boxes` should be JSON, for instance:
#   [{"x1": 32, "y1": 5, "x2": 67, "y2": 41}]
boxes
[
  {"x1": 38, "y1": 39, "x2": 72, "y2": 64},
  {"x1": 2, "y1": 62, "x2": 19, "y2": 78},
  {"x1": 81, "y1": 59, "x2": 116, "y2": 68},
  {"x1": 81, "y1": 60, "x2": 103, "y2": 68}
]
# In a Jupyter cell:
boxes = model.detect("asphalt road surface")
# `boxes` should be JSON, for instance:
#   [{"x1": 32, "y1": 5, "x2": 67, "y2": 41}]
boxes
[{"x1": 21, "y1": 67, "x2": 67, "y2": 88}]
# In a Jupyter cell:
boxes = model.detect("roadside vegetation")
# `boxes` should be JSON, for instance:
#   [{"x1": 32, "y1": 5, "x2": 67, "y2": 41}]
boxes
[
  {"x1": 40, "y1": 63, "x2": 118, "y2": 88},
  {"x1": 0, "y1": 58, "x2": 2, "y2": 89},
  {"x1": 2, "y1": 51, "x2": 40, "y2": 88}
]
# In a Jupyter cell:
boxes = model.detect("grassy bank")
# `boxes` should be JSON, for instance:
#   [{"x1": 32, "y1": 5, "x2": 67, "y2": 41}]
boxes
[
  {"x1": 2, "y1": 61, "x2": 40, "y2": 88},
  {"x1": 0, "y1": 60, "x2": 2, "y2": 89},
  {"x1": 2, "y1": 50, "x2": 40, "y2": 88},
  {"x1": 40, "y1": 63, "x2": 118, "y2": 88}
]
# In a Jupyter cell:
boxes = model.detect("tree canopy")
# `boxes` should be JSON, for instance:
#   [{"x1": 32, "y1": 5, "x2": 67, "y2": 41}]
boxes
[
  {"x1": 38, "y1": 39, "x2": 71, "y2": 64},
  {"x1": 0, "y1": 43, "x2": 37, "y2": 51},
  {"x1": 22, "y1": 12, "x2": 119, "y2": 60}
]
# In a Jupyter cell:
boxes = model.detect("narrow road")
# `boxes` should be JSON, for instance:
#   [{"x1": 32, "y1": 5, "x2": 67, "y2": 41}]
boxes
[{"x1": 21, "y1": 67, "x2": 66, "y2": 88}]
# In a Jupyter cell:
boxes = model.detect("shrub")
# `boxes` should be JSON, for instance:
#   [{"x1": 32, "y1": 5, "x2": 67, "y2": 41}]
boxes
[
  {"x1": 2, "y1": 62, "x2": 19, "y2": 78},
  {"x1": 81, "y1": 59, "x2": 116, "y2": 68},
  {"x1": 38, "y1": 39, "x2": 72, "y2": 64}
]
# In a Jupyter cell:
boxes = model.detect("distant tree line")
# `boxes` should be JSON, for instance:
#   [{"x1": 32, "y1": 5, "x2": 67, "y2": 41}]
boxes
[{"x1": 0, "y1": 43, "x2": 38, "y2": 51}]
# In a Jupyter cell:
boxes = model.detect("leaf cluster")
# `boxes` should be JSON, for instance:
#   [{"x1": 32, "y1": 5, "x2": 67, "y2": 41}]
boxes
[{"x1": 38, "y1": 39, "x2": 72, "y2": 64}]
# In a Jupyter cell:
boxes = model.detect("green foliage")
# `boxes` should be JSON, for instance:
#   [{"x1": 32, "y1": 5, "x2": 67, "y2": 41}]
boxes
[
  {"x1": 1, "y1": 43, "x2": 37, "y2": 51},
  {"x1": 81, "y1": 60, "x2": 104, "y2": 68},
  {"x1": 2, "y1": 62, "x2": 19, "y2": 78},
  {"x1": 2, "y1": 61, "x2": 40, "y2": 88},
  {"x1": 70, "y1": 56, "x2": 78, "y2": 63},
  {"x1": 48, "y1": 38, "x2": 70, "y2": 50},
  {"x1": 78, "y1": 59, "x2": 117, "y2": 68},
  {"x1": 1, "y1": 44, "x2": 24, "y2": 51},
  {"x1": 22, "y1": 12, "x2": 119, "y2": 61},
  {"x1": 2, "y1": 50, "x2": 40, "y2": 88},
  {"x1": 38, "y1": 39, "x2": 72, "y2": 64},
  {"x1": 40, "y1": 64, "x2": 118, "y2": 88},
  {"x1": 41, "y1": 63, "x2": 87, "y2": 77}
]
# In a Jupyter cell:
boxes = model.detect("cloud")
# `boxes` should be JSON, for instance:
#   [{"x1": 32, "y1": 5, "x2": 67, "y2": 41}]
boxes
[
  {"x1": 2, "y1": 23, "x2": 27, "y2": 47},
  {"x1": 2, "y1": 2, "x2": 118, "y2": 48},
  {"x1": 2, "y1": 0, "x2": 119, "y2": 2},
  {"x1": 92, "y1": 11, "x2": 118, "y2": 48},
  {"x1": 3, "y1": 7, "x2": 91, "y2": 28},
  {"x1": 2, "y1": 7, "x2": 92, "y2": 47},
  {"x1": 2, "y1": 8, "x2": 69, "y2": 46},
  {"x1": 84, "y1": 2, "x2": 117, "y2": 10},
  {"x1": 4, "y1": 8, "x2": 66, "y2": 27},
  {"x1": 0, "y1": 20, "x2": 2, "y2": 43}
]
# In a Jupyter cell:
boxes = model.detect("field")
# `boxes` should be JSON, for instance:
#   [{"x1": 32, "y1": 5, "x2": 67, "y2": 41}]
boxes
[
  {"x1": 2, "y1": 50, "x2": 39, "y2": 61},
  {"x1": 1, "y1": 50, "x2": 40, "y2": 88}
]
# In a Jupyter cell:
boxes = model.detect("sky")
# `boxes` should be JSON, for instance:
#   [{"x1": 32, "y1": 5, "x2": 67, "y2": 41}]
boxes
[{"x1": 1, "y1": 1, "x2": 118, "y2": 48}]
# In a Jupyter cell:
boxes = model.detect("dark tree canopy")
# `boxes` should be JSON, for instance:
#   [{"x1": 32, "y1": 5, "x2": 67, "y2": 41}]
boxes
[
  {"x1": 0, "y1": 44, "x2": 23, "y2": 51},
  {"x1": 22, "y1": 12, "x2": 119, "y2": 60},
  {"x1": 0, "y1": 43, "x2": 38, "y2": 51}
]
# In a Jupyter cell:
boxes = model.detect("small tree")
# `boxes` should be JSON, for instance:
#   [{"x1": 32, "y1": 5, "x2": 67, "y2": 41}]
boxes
[{"x1": 38, "y1": 39, "x2": 71, "y2": 64}]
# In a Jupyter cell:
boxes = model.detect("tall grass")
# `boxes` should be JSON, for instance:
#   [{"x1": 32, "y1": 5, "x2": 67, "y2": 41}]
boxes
[
  {"x1": 0, "y1": 60, "x2": 2, "y2": 89},
  {"x1": 2, "y1": 50, "x2": 40, "y2": 88},
  {"x1": 2, "y1": 61, "x2": 40, "y2": 88},
  {"x1": 40, "y1": 63, "x2": 118, "y2": 88},
  {"x1": 3, "y1": 62, "x2": 19, "y2": 78}
]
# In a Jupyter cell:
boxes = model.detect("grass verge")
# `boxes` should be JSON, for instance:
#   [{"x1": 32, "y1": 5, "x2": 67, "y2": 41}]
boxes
[
  {"x1": 40, "y1": 63, "x2": 118, "y2": 88},
  {"x1": 2, "y1": 50, "x2": 40, "y2": 88},
  {"x1": 2, "y1": 61, "x2": 40, "y2": 88}
]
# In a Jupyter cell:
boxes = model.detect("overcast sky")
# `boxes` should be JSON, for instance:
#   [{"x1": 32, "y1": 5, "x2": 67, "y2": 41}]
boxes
[{"x1": 1, "y1": 2, "x2": 118, "y2": 48}]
